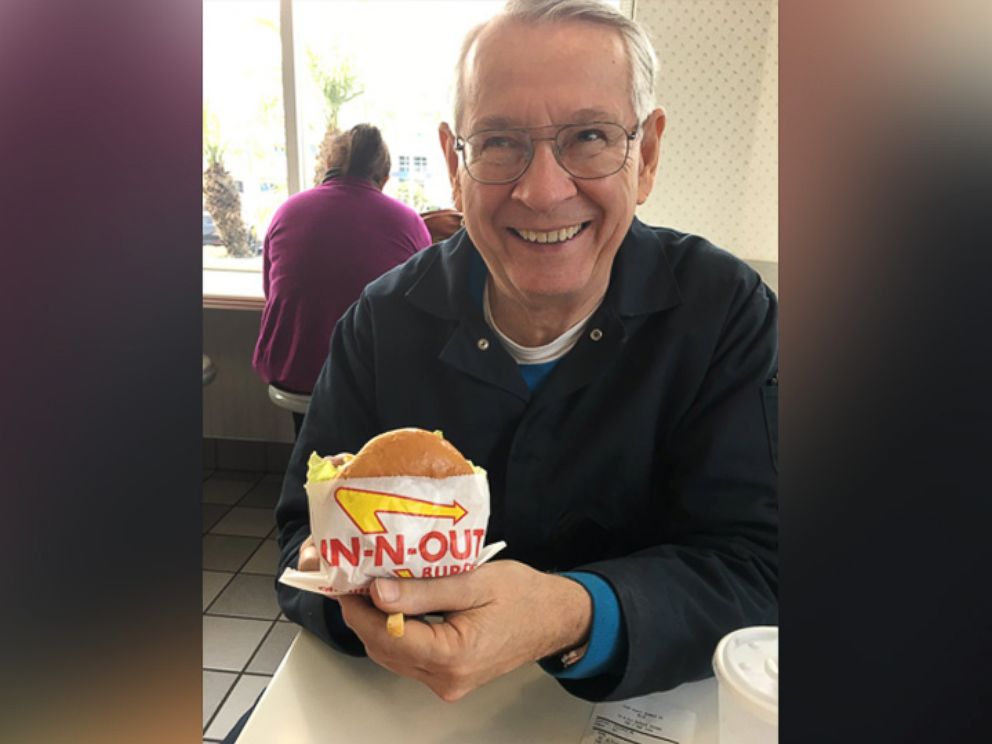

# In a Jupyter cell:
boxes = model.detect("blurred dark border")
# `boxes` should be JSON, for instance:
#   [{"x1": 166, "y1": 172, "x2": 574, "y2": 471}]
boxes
[
  {"x1": 1, "y1": 0, "x2": 202, "y2": 741},
  {"x1": 780, "y1": 2, "x2": 991, "y2": 742},
  {"x1": 2, "y1": 1, "x2": 991, "y2": 742}
]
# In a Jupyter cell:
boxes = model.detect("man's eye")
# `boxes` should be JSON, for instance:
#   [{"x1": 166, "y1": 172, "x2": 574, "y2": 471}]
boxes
[
  {"x1": 562, "y1": 127, "x2": 617, "y2": 152},
  {"x1": 481, "y1": 135, "x2": 523, "y2": 151},
  {"x1": 575, "y1": 128, "x2": 607, "y2": 143}
]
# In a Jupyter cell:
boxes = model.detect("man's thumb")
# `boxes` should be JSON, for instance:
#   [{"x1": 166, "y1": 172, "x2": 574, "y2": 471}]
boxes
[
  {"x1": 371, "y1": 574, "x2": 473, "y2": 615},
  {"x1": 298, "y1": 541, "x2": 320, "y2": 571}
]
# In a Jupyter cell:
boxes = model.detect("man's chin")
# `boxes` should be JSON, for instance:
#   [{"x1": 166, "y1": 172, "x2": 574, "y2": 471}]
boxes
[{"x1": 504, "y1": 273, "x2": 594, "y2": 305}]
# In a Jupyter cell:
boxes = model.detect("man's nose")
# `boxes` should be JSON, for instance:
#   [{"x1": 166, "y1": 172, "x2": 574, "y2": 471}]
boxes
[{"x1": 510, "y1": 140, "x2": 577, "y2": 212}]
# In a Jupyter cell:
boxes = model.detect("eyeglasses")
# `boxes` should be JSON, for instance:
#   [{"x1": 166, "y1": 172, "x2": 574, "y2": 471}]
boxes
[{"x1": 454, "y1": 121, "x2": 639, "y2": 185}]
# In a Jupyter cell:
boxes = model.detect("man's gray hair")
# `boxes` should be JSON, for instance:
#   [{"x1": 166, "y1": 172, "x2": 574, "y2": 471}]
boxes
[{"x1": 452, "y1": 0, "x2": 658, "y2": 131}]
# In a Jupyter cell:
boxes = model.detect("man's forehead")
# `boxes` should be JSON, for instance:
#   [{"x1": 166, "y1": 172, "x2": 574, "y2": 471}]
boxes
[
  {"x1": 462, "y1": 17, "x2": 631, "y2": 127},
  {"x1": 468, "y1": 16, "x2": 625, "y2": 70},
  {"x1": 472, "y1": 108, "x2": 620, "y2": 130}
]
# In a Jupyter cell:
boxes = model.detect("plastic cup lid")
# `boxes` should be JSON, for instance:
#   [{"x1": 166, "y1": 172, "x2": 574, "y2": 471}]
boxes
[{"x1": 712, "y1": 625, "x2": 779, "y2": 722}]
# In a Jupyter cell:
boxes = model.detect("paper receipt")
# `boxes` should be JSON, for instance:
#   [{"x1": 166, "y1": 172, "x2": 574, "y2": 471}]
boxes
[{"x1": 580, "y1": 697, "x2": 696, "y2": 744}]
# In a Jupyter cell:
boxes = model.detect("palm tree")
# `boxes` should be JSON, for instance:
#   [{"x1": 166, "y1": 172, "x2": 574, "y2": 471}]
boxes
[
  {"x1": 308, "y1": 50, "x2": 364, "y2": 186},
  {"x1": 203, "y1": 107, "x2": 252, "y2": 257}
]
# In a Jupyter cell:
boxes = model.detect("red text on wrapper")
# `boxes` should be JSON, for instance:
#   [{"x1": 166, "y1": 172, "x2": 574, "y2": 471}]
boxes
[{"x1": 320, "y1": 528, "x2": 486, "y2": 569}]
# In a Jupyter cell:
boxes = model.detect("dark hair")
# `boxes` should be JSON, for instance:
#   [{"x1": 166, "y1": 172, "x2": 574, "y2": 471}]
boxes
[{"x1": 328, "y1": 124, "x2": 391, "y2": 184}]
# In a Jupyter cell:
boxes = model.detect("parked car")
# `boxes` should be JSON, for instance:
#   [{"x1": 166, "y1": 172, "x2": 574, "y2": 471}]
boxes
[{"x1": 202, "y1": 212, "x2": 223, "y2": 246}]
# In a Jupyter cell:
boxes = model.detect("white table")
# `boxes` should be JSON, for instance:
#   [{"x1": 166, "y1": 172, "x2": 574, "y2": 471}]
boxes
[{"x1": 238, "y1": 629, "x2": 718, "y2": 744}]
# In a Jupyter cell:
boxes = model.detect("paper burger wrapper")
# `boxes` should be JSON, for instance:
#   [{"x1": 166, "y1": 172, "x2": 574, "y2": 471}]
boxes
[{"x1": 279, "y1": 455, "x2": 505, "y2": 597}]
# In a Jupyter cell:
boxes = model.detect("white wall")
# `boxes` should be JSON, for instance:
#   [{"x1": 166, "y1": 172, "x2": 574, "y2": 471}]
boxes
[{"x1": 629, "y1": 0, "x2": 778, "y2": 262}]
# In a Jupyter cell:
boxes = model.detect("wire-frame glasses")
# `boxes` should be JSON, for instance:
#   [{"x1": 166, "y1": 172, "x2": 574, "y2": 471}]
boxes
[{"x1": 454, "y1": 121, "x2": 639, "y2": 184}]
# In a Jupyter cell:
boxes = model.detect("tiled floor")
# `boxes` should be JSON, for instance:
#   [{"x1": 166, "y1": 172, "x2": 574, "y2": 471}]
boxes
[{"x1": 202, "y1": 468, "x2": 300, "y2": 743}]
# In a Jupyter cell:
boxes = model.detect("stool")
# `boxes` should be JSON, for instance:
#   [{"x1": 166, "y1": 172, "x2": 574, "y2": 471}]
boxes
[
  {"x1": 203, "y1": 354, "x2": 217, "y2": 386},
  {"x1": 267, "y1": 385, "x2": 311, "y2": 414},
  {"x1": 268, "y1": 385, "x2": 311, "y2": 438}
]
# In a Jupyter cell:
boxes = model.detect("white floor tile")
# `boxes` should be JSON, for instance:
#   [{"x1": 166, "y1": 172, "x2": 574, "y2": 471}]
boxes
[
  {"x1": 242, "y1": 539, "x2": 280, "y2": 575},
  {"x1": 239, "y1": 476, "x2": 282, "y2": 508},
  {"x1": 265, "y1": 442, "x2": 292, "y2": 472},
  {"x1": 202, "y1": 503, "x2": 229, "y2": 534},
  {"x1": 204, "y1": 673, "x2": 270, "y2": 740},
  {"x1": 202, "y1": 669, "x2": 237, "y2": 728},
  {"x1": 203, "y1": 534, "x2": 263, "y2": 572},
  {"x1": 202, "y1": 478, "x2": 254, "y2": 505},
  {"x1": 203, "y1": 438, "x2": 217, "y2": 470},
  {"x1": 203, "y1": 616, "x2": 272, "y2": 672},
  {"x1": 207, "y1": 573, "x2": 281, "y2": 620},
  {"x1": 246, "y1": 622, "x2": 300, "y2": 675},
  {"x1": 216, "y1": 439, "x2": 267, "y2": 472},
  {"x1": 210, "y1": 507, "x2": 276, "y2": 537},
  {"x1": 202, "y1": 570, "x2": 234, "y2": 610}
]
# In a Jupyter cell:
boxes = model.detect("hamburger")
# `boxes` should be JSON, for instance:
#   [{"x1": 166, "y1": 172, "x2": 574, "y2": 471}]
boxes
[
  {"x1": 307, "y1": 428, "x2": 479, "y2": 637},
  {"x1": 335, "y1": 428, "x2": 475, "y2": 479}
]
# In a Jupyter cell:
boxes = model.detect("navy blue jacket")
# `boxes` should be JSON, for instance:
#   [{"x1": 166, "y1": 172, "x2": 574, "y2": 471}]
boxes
[{"x1": 276, "y1": 218, "x2": 779, "y2": 701}]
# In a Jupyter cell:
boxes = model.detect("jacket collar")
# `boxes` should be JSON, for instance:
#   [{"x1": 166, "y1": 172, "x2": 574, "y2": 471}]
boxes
[
  {"x1": 406, "y1": 230, "x2": 527, "y2": 400},
  {"x1": 405, "y1": 228, "x2": 481, "y2": 321},
  {"x1": 404, "y1": 219, "x2": 683, "y2": 403},
  {"x1": 606, "y1": 217, "x2": 682, "y2": 315},
  {"x1": 406, "y1": 217, "x2": 682, "y2": 320}
]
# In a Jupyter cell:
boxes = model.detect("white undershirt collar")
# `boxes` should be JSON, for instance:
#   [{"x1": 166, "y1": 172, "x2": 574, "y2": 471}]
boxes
[{"x1": 483, "y1": 283, "x2": 601, "y2": 365}]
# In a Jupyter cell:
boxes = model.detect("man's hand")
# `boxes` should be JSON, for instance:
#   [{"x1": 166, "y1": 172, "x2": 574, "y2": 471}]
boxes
[
  {"x1": 296, "y1": 453, "x2": 351, "y2": 572},
  {"x1": 337, "y1": 560, "x2": 592, "y2": 701},
  {"x1": 297, "y1": 535, "x2": 319, "y2": 571}
]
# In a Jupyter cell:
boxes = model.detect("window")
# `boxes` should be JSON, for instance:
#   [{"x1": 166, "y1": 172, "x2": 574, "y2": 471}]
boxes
[
  {"x1": 203, "y1": 1, "x2": 285, "y2": 271},
  {"x1": 292, "y1": 0, "x2": 507, "y2": 217},
  {"x1": 203, "y1": 0, "x2": 621, "y2": 274}
]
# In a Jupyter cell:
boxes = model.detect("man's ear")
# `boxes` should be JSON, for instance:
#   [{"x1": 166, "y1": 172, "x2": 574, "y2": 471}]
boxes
[
  {"x1": 439, "y1": 122, "x2": 463, "y2": 211},
  {"x1": 636, "y1": 108, "x2": 666, "y2": 205}
]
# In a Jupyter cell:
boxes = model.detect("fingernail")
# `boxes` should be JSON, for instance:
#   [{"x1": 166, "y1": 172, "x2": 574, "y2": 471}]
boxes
[{"x1": 376, "y1": 578, "x2": 399, "y2": 602}]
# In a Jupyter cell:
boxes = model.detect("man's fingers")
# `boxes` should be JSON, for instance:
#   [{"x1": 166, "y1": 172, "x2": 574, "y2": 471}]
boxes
[
  {"x1": 337, "y1": 594, "x2": 376, "y2": 633},
  {"x1": 339, "y1": 596, "x2": 460, "y2": 699},
  {"x1": 298, "y1": 536, "x2": 320, "y2": 571},
  {"x1": 370, "y1": 571, "x2": 484, "y2": 616},
  {"x1": 338, "y1": 596, "x2": 441, "y2": 661}
]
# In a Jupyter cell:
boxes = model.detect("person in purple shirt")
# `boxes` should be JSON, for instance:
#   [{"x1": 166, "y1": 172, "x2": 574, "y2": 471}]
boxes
[{"x1": 252, "y1": 124, "x2": 432, "y2": 434}]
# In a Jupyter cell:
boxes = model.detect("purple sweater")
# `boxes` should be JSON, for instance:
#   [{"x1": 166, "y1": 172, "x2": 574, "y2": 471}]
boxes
[{"x1": 253, "y1": 177, "x2": 431, "y2": 393}]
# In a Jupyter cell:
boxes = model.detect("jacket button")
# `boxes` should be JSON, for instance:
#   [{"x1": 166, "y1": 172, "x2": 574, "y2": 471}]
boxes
[
  {"x1": 477, "y1": 338, "x2": 490, "y2": 351},
  {"x1": 589, "y1": 328, "x2": 603, "y2": 341}
]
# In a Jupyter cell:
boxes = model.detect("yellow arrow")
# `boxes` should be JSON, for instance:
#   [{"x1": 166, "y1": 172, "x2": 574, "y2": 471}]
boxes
[{"x1": 334, "y1": 487, "x2": 468, "y2": 534}]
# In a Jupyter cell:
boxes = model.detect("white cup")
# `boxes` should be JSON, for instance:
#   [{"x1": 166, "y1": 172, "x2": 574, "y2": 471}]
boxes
[{"x1": 712, "y1": 626, "x2": 778, "y2": 744}]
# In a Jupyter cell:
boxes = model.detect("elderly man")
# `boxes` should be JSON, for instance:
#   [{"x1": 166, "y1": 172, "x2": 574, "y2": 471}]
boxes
[{"x1": 278, "y1": 0, "x2": 778, "y2": 704}]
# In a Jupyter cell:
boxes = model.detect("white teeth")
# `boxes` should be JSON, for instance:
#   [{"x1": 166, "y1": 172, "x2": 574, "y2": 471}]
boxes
[{"x1": 514, "y1": 223, "x2": 583, "y2": 244}]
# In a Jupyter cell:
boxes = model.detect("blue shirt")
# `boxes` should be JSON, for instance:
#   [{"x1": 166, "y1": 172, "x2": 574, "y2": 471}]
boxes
[
  {"x1": 473, "y1": 253, "x2": 625, "y2": 680},
  {"x1": 519, "y1": 362, "x2": 625, "y2": 679}
]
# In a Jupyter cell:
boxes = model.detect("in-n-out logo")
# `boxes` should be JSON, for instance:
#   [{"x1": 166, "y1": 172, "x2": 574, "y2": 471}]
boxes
[{"x1": 319, "y1": 486, "x2": 486, "y2": 577}]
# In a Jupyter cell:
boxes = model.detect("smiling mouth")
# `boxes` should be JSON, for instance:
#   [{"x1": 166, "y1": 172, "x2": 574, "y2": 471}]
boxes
[{"x1": 510, "y1": 222, "x2": 590, "y2": 245}]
